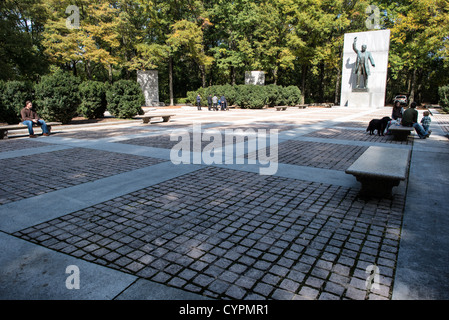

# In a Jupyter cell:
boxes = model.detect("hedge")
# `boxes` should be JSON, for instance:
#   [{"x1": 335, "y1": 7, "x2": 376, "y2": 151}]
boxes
[
  {"x1": 34, "y1": 70, "x2": 81, "y2": 124},
  {"x1": 78, "y1": 81, "x2": 107, "y2": 119},
  {"x1": 439, "y1": 86, "x2": 449, "y2": 113},
  {"x1": 0, "y1": 80, "x2": 34, "y2": 124},
  {"x1": 106, "y1": 80, "x2": 145, "y2": 119},
  {"x1": 186, "y1": 84, "x2": 302, "y2": 109}
]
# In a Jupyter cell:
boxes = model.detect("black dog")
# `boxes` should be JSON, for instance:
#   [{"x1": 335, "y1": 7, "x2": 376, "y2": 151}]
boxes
[{"x1": 366, "y1": 116, "x2": 391, "y2": 136}]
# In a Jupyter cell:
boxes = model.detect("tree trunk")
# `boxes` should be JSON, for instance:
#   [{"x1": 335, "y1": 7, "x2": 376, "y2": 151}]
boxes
[
  {"x1": 200, "y1": 65, "x2": 206, "y2": 88},
  {"x1": 409, "y1": 69, "x2": 417, "y2": 106},
  {"x1": 335, "y1": 71, "x2": 341, "y2": 105},
  {"x1": 416, "y1": 69, "x2": 423, "y2": 104},
  {"x1": 169, "y1": 55, "x2": 174, "y2": 106},
  {"x1": 85, "y1": 60, "x2": 92, "y2": 80},
  {"x1": 108, "y1": 64, "x2": 113, "y2": 83},
  {"x1": 319, "y1": 63, "x2": 325, "y2": 103},
  {"x1": 273, "y1": 67, "x2": 278, "y2": 85},
  {"x1": 335, "y1": 48, "x2": 343, "y2": 105},
  {"x1": 300, "y1": 65, "x2": 307, "y2": 105},
  {"x1": 72, "y1": 61, "x2": 77, "y2": 77},
  {"x1": 230, "y1": 66, "x2": 236, "y2": 85}
]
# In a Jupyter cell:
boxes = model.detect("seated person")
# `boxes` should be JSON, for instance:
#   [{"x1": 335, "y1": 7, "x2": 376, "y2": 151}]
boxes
[
  {"x1": 402, "y1": 102, "x2": 431, "y2": 139},
  {"x1": 20, "y1": 101, "x2": 50, "y2": 138},
  {"x1": 385, "y1": 100, "x2": 404, "y2": 135},
  {"x1": 421, "y1": 110, "x2": 432, "y2": 132}
]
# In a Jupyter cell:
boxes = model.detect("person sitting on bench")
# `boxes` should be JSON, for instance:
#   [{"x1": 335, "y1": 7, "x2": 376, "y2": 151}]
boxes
[
  {"x1": 20, "y1": 101, "x2": 50, "y2": 138},
  {"x1": 402, "y1": 102, "x2": 431, "y2": 139}
]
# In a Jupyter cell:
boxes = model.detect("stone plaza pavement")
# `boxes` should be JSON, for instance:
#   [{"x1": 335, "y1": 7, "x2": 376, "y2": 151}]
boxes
[{"x1": 1, "y1": 106, "x2": 448, "y2": 300}]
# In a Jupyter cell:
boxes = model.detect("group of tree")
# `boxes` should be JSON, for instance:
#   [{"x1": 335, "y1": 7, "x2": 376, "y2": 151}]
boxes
[{"x1": 1, "y1": 0, "x2": 448, "y2": 110}]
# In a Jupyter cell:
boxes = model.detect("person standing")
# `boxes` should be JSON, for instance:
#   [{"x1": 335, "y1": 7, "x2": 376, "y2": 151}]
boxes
[
  {"x1": 207, "y1": 94, "x2": 213, "y2": 111},
  {"x1": 20, "y1": 101, "x2": 50, "y2": 138},
  {"x1": 220, "y1": 95, "x2": 227, "y2": 111},
  {"x1": 212, "y1": 94, "x2": 218, "y2": 111},
  {"x1": 196, "y1": 94, "x2": 202, "y2": 110}
]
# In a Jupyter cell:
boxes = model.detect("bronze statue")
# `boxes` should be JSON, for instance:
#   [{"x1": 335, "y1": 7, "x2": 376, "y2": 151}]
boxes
[{"x1": 353, "y1": 37, "x2": 375, "y2": 89}]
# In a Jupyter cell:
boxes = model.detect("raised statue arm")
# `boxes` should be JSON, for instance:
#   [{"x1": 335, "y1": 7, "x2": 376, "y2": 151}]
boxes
[{"x1": 353, "y1": 37, "x2": 358, "y2": 53}]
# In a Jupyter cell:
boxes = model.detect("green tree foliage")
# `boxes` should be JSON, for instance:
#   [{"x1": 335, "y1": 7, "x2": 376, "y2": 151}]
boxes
[
  {"x1": 385, "y1": 0, "x2": 449, "y2": 104},
  {"x1": 1, "y1": 0, "x2": 448, "y2": 107},
  {"x1": 41, "y1": 0, "x2": 122, "y2": 81},
  {"x1": 439, "y1": 86, "x2": 449, "y2": 112},
  {"x1": 0, "y1": 0, "x2": 49, "y2": 81}
]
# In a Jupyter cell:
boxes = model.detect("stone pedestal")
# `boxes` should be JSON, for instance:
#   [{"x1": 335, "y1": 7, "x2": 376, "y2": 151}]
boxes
[
  {"x1": 340, "y1": 30, "x2": 390, "y2": 109},
  {"x1": 245, "y1": 71, "x2": 265, "y2": 85},
  {"x1": 137, "y1": 70, "x2": 159, "y2": 106}
]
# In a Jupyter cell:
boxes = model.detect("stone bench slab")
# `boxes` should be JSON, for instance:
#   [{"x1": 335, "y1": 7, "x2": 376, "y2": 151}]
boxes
[
  {"x1": 0, "y1": 122, "x2": 62, "y2": 139},
  {"x1": 346, "y1": 146, "x2": 411, "y2": 198},
  {"x1": 137, "y1": 114, "x2": 175, "y2": 124},
  {"x1": 389, "y1": 125, "x2": 413, "y2": 141}
]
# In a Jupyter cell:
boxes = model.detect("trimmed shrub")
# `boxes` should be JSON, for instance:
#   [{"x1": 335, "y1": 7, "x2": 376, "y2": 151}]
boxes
[
  {"x1": 0, "y1": 80, "x2": 34, "y2": 124},
  {"x1": 34, "y1": 70, "x2": 81, "y2": 124},
  {"x1": 280, "y1": 85, "x2": 303, "y2": 106},
  {"x1": 78, "y1": 81, "x2": 107, "y2": 119},
  {"x1": 264, "y1": 84, "x2": 282, "y2": 107},
  {"x1": 0, "y1": 81, "x2": 6, "y2": 123},
  {"x1": 187, "y1": 87, "x2": 206, "y2": 106},
  {"x1": 439, "y1": 86, "x2": 449, "y2": 113},
  {"x1": 186, "y1": 84, "x2": 302, "y2": 109},
  {"x1": 106, "y1": 80, "x2": 145, "y2": 119},
  {"x1": 234, "y1": 85, "x2": 266, "y2": 108}
]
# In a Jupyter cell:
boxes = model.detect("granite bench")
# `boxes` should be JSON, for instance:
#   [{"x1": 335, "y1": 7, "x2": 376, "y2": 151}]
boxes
[
  {"x1": 345, "y1": 146, "x2": 411, "y2": 198},
  {"x1": 388, "y1": 125, "x2": 413, "y2": 141},
  {"x1": 138, "y1": 114, "x2": 175, "y2": 124},
  {"x1": 0, "y1": 122, "x2": 62, "y2": 139},
  {"x1": 275, "y1": 106, "x2": 288, "y2": 111}
]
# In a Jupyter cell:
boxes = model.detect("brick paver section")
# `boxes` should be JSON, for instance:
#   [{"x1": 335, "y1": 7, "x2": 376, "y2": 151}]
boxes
[
  {"x1": 0, "y1": 139, "x2": 52, "y2": 152},
  {"x1": 0, "y1": 148, "x2": 165, "y2": 205},
  {"x1": 304, "y1": 128, "x2": 413, "y2": 145},
  {"x1": 121, "y1": 131, "x2": 258, "y2": 151},
  {"x1": 121, "y1": 133, "x2": 197, "y2": 150},
  {"x1": 14, "y1": 166, "x2": 405, "y2": 300},
  {"x1": 248, "y1": 140, "x2": 368, "y2": 171},
  {"x1": 55, "y1": 127, "x2": 151, "y2": 139},
  {"x1": 1, "y1": 107, "x2": 419, "y2": 300},
  {"x1": 432, "y1": 113, "x2": 449, "y2": 136}
]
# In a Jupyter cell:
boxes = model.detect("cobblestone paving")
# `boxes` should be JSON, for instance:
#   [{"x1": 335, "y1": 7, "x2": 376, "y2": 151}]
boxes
[
  {"x1": 1, "y1": 107, "x2": 415, "y2": 300},
  {"x1": 431, "y1": 112, "x2": 449, "y2": 136},
  {"x1": 14, "y1": 166, "x2": 404, "y2": 300},
  {"x1": 0, "y1": 139, "x2": 52, "y2": 152},
  {"x1": 211, "y1": 122, "x2": 317, "y2": 132},
  {"x1": 121, "y1": 131, "x2": 257, "y2": 151},
  {"x1": 334, "y1": 121, "x2": 369, "y2": 128},
  {"x1": 248, "y1": 141, "x2": 368, "y2": 171},
  {"x1": 55, "y1": 126, "x2": 152, "y2": 139},
  {"x1": 304, "y1": 128, "x2": 413, "y2": 145},
  {"x1": 0, "y1": 148, "x2": 165, "y2": 205}
]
